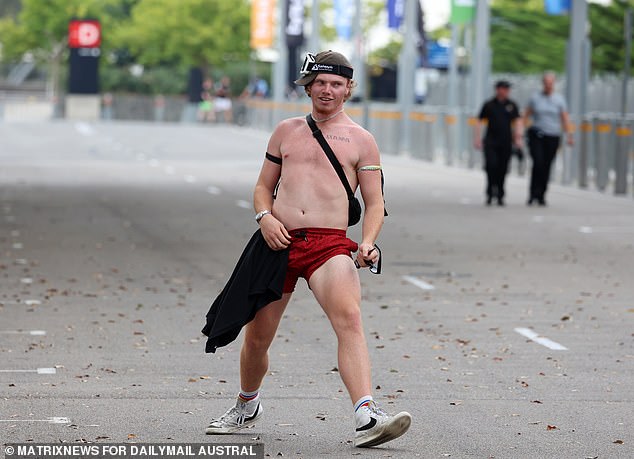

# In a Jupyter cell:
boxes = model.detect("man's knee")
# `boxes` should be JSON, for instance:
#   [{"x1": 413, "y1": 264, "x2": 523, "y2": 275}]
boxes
[
  {"x1": 243, "y1": 323, "x2": 276, "y2": 354},
  {"x1": 330, "y1": 305, "x2": 364, "y2": 335}
]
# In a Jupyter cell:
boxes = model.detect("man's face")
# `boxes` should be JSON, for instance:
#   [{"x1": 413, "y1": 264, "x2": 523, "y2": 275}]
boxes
[
  {"x1": 496, "y1": 86, "x2": 510, "y2": 99},
  {"x1": 308, "y1": 74, "x2": 350, "y2": 110},
  {"x1": 543, "y1": 75, "x2": 555, "y2": 94}
]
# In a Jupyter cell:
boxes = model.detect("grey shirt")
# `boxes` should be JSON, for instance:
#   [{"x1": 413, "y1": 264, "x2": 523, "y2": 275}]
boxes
[{"x1": 527, "y1": 92, "x2": 568, "y2": 136}]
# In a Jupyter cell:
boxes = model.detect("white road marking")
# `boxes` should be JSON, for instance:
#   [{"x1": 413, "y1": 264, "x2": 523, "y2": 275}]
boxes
[
  {"x1": 514, "y1": 327, "x2": 568, "y2": 350},
  {"x1": 402, "y1": 275, "x2": 436, "y2": 291},
  {"x1": 148, "y1": 159, "x2": 160, "y2": 167},
  {"x1": 579, "y1": 226, "x2": 634, "y2": 234},
  {"x1": 163, "y1": 165, "x2": 175, "y2": 175},
  {"x1": 0, "y1": 367, "x2": 57, "y2": 374},
  {"x1": 206, "y1": 186, "x2": 222, "y2": 195},
  {"x1": 236, "y1": 200, "x2": 251, "y2": 209},
  {"x1": 183, "y1": 175, "x2": 197, "y2": 183},
  {"x1": 74, "y1": 122, "x2": 94, "y2": 136},
  {"x1": 532, "y1": 215, "x2": 545, "y2": 223},
  {"x1": 0, "y1": 330, "x2": 46, "y2": 336},
  {"x1": 0, "y1": 417, "x2": 70, "y2": 424},
  {"x1": 20, "y1": 278, "x2": 33, "y2": 284},
  {"x1": 12, "y1": 243, "x2": 23, "y2": 249},
  {"x1": 14, "y1": 259, "x2": 28, "y2": 265},
  {"x1": 24, "y1": 300, "x2": 42, "y2": 306}
]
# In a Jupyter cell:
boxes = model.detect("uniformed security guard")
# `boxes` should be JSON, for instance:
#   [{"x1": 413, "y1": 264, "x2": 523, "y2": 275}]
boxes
[{"x1": 474, "y1": 80, "x2": 523, "y2": 206}]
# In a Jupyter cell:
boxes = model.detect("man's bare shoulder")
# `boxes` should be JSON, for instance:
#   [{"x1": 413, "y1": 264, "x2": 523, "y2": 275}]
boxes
[
  {"x1": 343, "y1": 119, "x2": 379, "y2": 153},
  {"x1": 274, "y1": 116, "x2": 307, "y2": 135}
]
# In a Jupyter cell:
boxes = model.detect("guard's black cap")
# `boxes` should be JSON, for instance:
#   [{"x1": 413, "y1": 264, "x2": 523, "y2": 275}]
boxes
[{"x1": 495, "y1": 80, "x2": 512, "y2": 89}]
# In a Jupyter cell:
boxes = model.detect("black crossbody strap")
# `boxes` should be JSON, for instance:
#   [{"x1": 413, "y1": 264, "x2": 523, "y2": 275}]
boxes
[{"x1": 306, "y1": 114, "x2": 355, "y2": 199}]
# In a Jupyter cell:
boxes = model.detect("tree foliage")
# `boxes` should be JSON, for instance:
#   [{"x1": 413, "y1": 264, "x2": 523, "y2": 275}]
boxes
[
  {"x1": 113, "y1": 0, "x2": 251, "y2": 71},
  {"x1": 490, "y1": 0, "x2": 633, "y2": 74}
]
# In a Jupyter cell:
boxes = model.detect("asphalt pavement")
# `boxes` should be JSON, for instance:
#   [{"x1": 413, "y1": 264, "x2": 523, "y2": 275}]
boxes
[{"x1": 1, "y1": 120, "x2": 633, "y2": 458}]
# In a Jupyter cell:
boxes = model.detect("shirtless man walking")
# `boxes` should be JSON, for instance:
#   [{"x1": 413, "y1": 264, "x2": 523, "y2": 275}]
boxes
[{"x1": 205, "y1": 51, "x2": 412, "y2": 448}]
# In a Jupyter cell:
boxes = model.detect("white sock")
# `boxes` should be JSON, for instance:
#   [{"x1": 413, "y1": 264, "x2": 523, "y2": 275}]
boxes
[
  {"x1": 354, "y1": 395, "x2": 373, "y2": 413},
  {"x1": 238, "y1": 389, "x2": 259, "y2": 404}
]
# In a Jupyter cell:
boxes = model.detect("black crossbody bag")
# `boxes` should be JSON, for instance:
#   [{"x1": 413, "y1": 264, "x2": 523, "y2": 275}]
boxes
[{"x1": 305, "y1": 114, "x2": 363, "y2": 226}]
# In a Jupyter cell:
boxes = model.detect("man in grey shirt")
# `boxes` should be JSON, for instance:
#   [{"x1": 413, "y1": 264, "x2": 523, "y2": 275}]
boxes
[{"x1": 523, "y1": 72, "x2": 573, "y2": 206}]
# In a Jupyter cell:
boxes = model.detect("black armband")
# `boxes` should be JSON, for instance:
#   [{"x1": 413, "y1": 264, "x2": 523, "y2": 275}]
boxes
[{"x1": 265, "y1": 152, "x2": 282, "y2": 165}]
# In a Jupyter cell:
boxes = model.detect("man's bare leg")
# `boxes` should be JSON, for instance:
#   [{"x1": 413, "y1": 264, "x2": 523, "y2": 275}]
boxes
[
  {"x1": 240, "y1": 293, "x2": 292, "y2": 391},
  {"x1": 206, "y1": 294, "x2": 291, "y2": 434},
  {"x1": 309, "y1": 255, "x2": 411, "y2": 447},
  {"x1": 308, "y1": 256, "x2": 372, "y2": 403}
]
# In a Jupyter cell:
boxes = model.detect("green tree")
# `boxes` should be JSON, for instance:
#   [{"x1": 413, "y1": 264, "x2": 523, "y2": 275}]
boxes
[
  {"x1": 113, "y1": 0, "x2": 251, "y2": 73},
  {"x1": 490, "y1": 0, "x2": 633, "y2": 74},
  {"x1": 590, "y1": 0, "x2": 633, "y2": 74},
  {"x1": 0, "y1": 0, "x2": 123, "y2": 95}
]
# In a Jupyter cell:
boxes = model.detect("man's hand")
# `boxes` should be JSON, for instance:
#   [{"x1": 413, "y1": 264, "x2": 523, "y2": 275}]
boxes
[
  {"x1": 259, "y1": 215, "x2": 291, "y2": 251},
  {"x1": 356, "y1": 242, "x2": 379, "y2": 268},
  {"x1": 566, "y1": 132, "x2": 574, "y2": 146}
]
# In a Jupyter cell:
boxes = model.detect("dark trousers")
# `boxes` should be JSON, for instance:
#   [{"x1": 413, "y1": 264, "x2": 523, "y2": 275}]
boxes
[
  {"x1": 527, "y1": 128, "x2": 560, "y2": 201},
  {"x1": 483, "y1": 143, "x2": 512, "y2": 199}
]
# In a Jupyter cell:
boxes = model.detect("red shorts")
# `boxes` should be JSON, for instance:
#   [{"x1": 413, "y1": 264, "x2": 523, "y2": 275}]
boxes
[{"x1": 283, "y1": 228, "x2": 358, "y2": 293}]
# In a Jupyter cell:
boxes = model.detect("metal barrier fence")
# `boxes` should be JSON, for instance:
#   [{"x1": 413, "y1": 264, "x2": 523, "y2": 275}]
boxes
[
  {"x1": 2, "y1": 91, "x2": 630, "y2": 197},
  {"x1": 243, "y1": 100, "x2": 633, "y2": 197}
]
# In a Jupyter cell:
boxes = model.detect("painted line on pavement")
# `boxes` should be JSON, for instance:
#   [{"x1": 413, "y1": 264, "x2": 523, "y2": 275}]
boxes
[
  {"x1": 74, "y1": 122, "x2": 95, "y2": 136},
  {"x1": 0, "y1": 368, "x2": 57, "y2": 374},
  {"x1": 236, "y1": 200, "x2": 251, "y2": 209},
  {"x1": 0, "y1": 330, "x2": 46, "y2": 336},
  {"x1": 184, "y1": 175, "x2": 197, "y2": 183},
  {"x1": 579, "y1": 226, "x2": 634, "y2": 234},
  {"x1": 206, "y1": 186, "x2": 222, "y2": 195},
  {"x1": 0, "y1": 417, "x2": 70, "y2": 424},
  {"x1": 514, "y1": 327, "x2": 568, "y2": 350},
  {"x1": 0, "y1": 300, "x2": 41, "y2": 306},
  {"x1": 402, "y1": 275, "x2": 436, "y2": 291}
]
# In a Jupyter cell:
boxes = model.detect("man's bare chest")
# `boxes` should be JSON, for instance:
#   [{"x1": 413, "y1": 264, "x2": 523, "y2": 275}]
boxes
[{"x1": 282, "y1": 129, "x2": 358, "y2": 170}]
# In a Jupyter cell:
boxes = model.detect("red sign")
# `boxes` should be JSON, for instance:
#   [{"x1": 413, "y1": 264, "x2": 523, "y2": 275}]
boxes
[{"x1": 68, "y1": 20, "x2": 101, "y2": 48}]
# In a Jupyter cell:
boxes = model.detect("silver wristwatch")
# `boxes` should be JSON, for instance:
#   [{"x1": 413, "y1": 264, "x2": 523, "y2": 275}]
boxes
[{"x1": 255, "y1": 209, "x2": 272, "y2": 223}]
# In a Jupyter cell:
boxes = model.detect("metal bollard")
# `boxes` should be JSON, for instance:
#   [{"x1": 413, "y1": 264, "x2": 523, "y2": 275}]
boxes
[
  {"x1": 409, "y1": 112, "x2": 426, "y2": 160},
  {"x1": 578, "y1": 118, "x2": 593, "y2": 188},
  {"x1": 444, "y1": 110, "x2": 458, "y2": 166},
  {"x1": 594, "y1": 117, "x2": 613, "y2": 191},
  {"x1": 614, "y1": 120, "x2": 632, "y2": 194},
  {"x1": 467, "y1": 116, "x2": 479, "y2": 169}
]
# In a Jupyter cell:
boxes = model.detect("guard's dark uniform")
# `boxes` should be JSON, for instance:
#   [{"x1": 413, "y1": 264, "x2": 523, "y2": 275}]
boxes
[{"x1": 478, "y1": 96, "x2": 520, "y2": 203}]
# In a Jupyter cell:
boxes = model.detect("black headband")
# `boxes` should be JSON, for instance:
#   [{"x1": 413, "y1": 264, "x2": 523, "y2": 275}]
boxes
[{"x1": 305, "y1": 62, "x2": 353, "y2": 79}]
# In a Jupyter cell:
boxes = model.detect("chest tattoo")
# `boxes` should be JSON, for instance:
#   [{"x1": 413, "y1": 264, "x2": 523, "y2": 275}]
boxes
[{"x1": 325, "y1": 134, "x2": 351, "y2": 143}]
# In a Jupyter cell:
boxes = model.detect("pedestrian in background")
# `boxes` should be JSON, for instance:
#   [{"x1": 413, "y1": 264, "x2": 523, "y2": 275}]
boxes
[
  {"x1": 523, "y1": 72, "x2": 574, "y2": 206},
  {"x1": 474, "y1": 80, "x2": 523, "y2": 206}
]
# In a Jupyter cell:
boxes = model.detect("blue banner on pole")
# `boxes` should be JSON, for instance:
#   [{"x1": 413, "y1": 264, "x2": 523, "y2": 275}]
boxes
[
  {"x1": 335, "y1": 0, "x2": 354, "y2": 40},
  {"x1": 544, "y1": 0, "x2": 571, "y2": 15},
  {"x1": 387, "y1": 0, "x2": 404, "y2": 30}
]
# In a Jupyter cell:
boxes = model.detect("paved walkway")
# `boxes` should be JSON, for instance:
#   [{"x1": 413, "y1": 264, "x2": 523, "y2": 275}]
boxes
[{"x1": 1, "y1": 121, "x2": 633, "y2": 458}]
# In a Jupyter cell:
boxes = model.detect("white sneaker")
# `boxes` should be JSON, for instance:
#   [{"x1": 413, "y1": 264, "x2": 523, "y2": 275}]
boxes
[
  {"x1": 354, "y1": 401, "x2": 411, "y2": 447},
  {"x1": 205, "y1": 398, "x2": 263, "y2": 434}
]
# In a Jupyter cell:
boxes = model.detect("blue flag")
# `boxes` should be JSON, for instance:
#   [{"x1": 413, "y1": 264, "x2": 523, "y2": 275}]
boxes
[
  {"x1": 544, "y1": 0, "x2": 571, "y2": 15},
  {"x1": 335, "y1": 0, "x2": 354, "y2": 40},
  {"x1": 387, "y1": 0, "x2": 404, "y2": 30}
]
